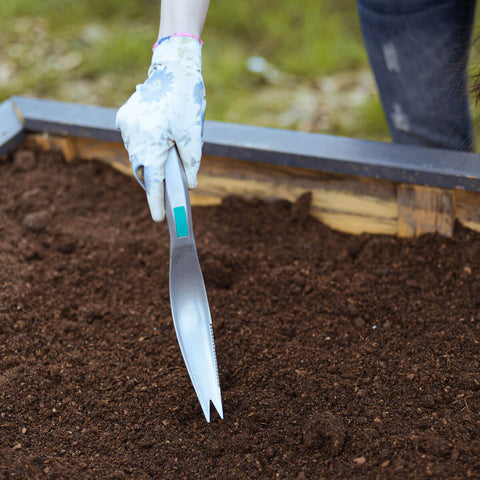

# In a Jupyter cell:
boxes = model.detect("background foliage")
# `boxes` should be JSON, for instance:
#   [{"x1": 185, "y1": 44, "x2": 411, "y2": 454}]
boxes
[{"x1": 1, "y1": 0, "x2": 479, "y2": 144}]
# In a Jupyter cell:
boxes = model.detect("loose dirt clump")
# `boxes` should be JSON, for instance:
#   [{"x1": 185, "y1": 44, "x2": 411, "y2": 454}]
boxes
[
  {"x1": 1, "y1": 148, "x2": 480, "y2": 479},
  {"x1": 303, "y1": 412, "x2": 345, "y2": 455}
]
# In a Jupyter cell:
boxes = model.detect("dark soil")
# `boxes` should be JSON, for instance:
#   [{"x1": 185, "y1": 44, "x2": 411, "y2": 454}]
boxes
[{"x1": 1, "y1": 148, "x2": 480, "y2": 479}]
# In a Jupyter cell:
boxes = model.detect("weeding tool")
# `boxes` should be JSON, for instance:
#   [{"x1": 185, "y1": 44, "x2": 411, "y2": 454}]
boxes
[{"x1": 164, "y1": 146, "x2": 223, "y2": 422}]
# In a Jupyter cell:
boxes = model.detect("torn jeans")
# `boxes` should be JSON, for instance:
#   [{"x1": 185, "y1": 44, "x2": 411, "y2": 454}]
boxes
[{"x1": 357, "y1": 0, "x2": 476, "y2": 151}]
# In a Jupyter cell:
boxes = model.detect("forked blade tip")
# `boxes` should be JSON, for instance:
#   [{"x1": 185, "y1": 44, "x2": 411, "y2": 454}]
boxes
[
  {"x1": 200, "y1": 401, "x2": 211, "y2": 423},
  {"x1": 213, "y1": 399, "x2": 224, "y2": 420},
  {"x1": 200, "y1": 398, "x2": 224, "y2": 423}
]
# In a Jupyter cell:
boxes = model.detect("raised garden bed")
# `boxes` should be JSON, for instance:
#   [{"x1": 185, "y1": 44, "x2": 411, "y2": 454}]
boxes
[
  {"x1": 1, "y1": 98, "x2": 480, "y2": 478},
  {"x1": 1, "y1": 146, "x2": 480, "y2": 478},
  {"x1": 2, "y1": 96, "x2": 480, "y2": 238}
]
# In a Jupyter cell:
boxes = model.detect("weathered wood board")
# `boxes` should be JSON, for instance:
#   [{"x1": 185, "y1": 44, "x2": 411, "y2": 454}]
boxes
[{"x1": 24, "y1": 133, "x2": 480, "y2": 236}]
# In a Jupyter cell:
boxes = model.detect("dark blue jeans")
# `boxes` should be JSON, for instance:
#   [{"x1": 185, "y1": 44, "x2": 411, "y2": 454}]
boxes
[{"x1": 357, "y1": 0, "x2": 476, "y2": 151}]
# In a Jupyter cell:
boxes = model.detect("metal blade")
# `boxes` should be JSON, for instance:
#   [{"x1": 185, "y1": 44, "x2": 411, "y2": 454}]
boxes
[
  {"x1": 164, "y1": 147, "x2": 223, "y2": 422},
  {"x1": 169, "y1": 244, "x2": 223, "y2": 421}
]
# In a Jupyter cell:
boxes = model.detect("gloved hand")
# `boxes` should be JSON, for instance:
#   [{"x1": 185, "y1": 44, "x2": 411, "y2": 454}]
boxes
[{"x1": 116, "y1": 36, "x2": 206, "y2": 221}]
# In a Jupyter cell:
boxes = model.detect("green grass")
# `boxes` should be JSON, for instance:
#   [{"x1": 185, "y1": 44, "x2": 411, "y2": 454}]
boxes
[
  {"x1": 206, "y1": 1, "x2": 366, "y2": 76},
  {"x1": 2, "y1": 0, "x2": 479, "y2": 145},
  {"x1": 0, "y1": 0, "x2": 386, "y2": 139}
]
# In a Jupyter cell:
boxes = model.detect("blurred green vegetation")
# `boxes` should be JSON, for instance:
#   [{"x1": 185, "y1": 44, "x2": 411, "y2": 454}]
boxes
[{"x1": 1, "y1": 0, "x2": 480, "y2": 144}]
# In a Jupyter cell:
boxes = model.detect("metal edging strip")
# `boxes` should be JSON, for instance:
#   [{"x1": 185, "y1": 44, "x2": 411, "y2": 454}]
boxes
[
  {"x1": 2, "y1": 95, "x2": 480, "y2": 192},
  {"x1": 0, "y1": 99, "x2": 25, "y2": 157}
]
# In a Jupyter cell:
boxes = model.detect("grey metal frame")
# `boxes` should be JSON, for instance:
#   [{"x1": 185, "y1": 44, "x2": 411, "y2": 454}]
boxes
[
  {"x1": 1, "y1": 96, "x2": 480, "y2": 191},
  {"x1": 0, "y1": 99, "x2": 24, "y2": 158}
]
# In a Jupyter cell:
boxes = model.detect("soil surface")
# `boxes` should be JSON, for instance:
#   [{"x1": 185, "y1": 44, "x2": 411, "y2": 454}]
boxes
[{"x1": 1, "y1": 148, "x2": 480, "y2": 479}]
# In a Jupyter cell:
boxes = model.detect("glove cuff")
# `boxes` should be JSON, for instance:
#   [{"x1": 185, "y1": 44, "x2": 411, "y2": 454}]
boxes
[
  {"x1": 149, "y1": 36, "x2": 202, "y2": 76},
  {"x1": 153, "y1": 33, "x2": 203, "y2": 52}
]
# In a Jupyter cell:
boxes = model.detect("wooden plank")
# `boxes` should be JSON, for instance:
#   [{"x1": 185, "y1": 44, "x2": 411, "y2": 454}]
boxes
[
  {"x1": 27, "y1": 133, "x2": 398, "y2": 236},
  {"x1": 316, "y1": 212, "x2": 397, "y2": 235},
  {"x1": 69, "y1": 137, "x2": 130, "y2": 174},
  {"x1": 25, "y1": 132, "x2": 480, "y2": 237},
  {"x1": 27, "y1": 134, "x2": 131, "y2": 175},
  {"x1": 397, "y1": 184, "x2": 455, "y2": 237},
  {"x1": 13, "y1": 96, "x2": 480, "y2": 192},
  {"x1": 455, "y1": 190, "x2": 480, "y2": 233},
  {"x1": 29, "y1": 133, "x2": 76, "y2": 162},
  {"x1": 197, "y1": 155, "x2": 398, "y2": 234}
]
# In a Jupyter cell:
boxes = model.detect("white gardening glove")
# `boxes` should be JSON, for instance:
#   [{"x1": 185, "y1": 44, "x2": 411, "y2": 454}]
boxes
[{"x1": 116, "y1": 36, "x2": 206, "y2": 221}]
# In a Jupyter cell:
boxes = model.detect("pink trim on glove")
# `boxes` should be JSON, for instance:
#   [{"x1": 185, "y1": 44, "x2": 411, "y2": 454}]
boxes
[{"x1": 152, "y1": 33, "x2": 204, "y2": 52}]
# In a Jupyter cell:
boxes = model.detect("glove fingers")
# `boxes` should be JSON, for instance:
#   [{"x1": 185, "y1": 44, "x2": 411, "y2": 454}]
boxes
[
  {"x1": 176, "y1": 139, "x2": 202, "y2": 189},
  {"x1": 146, "y1": 179, "x2": 165, "y2": 222},
  {"x1": 133, "y1": 149, "x2": 170, "y2": 222}
]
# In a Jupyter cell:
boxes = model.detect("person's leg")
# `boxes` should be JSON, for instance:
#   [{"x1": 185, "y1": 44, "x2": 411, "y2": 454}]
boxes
[{"x1": 357, "y1": 0, "x2": 476, "y2": 151}]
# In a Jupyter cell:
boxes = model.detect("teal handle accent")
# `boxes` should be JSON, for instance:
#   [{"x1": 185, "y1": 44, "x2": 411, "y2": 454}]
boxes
[{"x1": 173, "y1": 206, "x2": 189, "y2": 238}]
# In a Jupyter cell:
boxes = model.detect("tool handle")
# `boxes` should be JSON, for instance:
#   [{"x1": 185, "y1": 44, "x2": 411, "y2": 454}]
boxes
[{"x1": 164, "y1": 147, "x2": 194, "y2": 244}]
